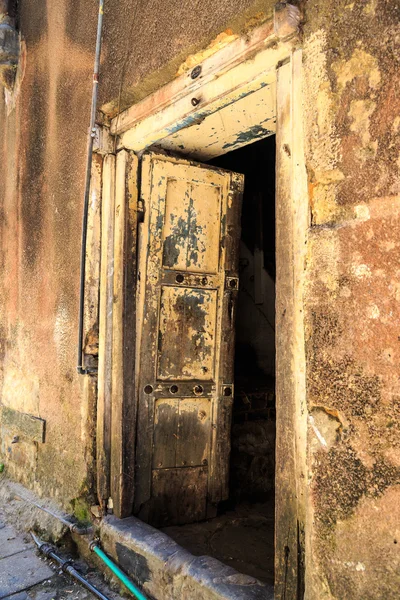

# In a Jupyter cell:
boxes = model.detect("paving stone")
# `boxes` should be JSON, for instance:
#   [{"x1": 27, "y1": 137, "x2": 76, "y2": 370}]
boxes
[
  {"x1": 0, "y1": 525, "x2": 32, "y2": 559},
  {"x1": 2, "y1": 593, "x2": 30, "y2": 600},
  {"x1": 0, "y1": 550, "x2": 54, "y2": 599}
]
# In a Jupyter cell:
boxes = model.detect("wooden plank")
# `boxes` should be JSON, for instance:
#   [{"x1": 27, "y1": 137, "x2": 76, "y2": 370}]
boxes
[
  {"x1": 152, "y1": 397, "x2": 211, "y2": 470},
  {"x1": 152, "y1": 399, "x2": 179, "y2": 469},
  {"x1": 134, "y1": 153, "x2": 243, "y2": 525},
  {"x1": 83, "y1": 153, "x2": 102, "y2": 369},
  {"x1": 177, "y1": 398, "x2": 211, "y2": 467},
  {"x1": 291, "y1": 49, "x2": 308, "y2": 599},
  {"x1": 209, "y1": 171, "x2": 244, "y2": 505},
  {"x1": 112, "y1": 20, "x2": 276, "y2": 135},
  {"x1": 0, "y1": 406, "x2": 45, "y2": 443},
  {"x1": 275, "y1": 51, "x2": 308, "y2": 600},
  {"x1": 149, "y1": 467, "x2": 208, "y2": 527},
  {"x1": 97, "y1": 153, "x2": 116, "y2": 508},
  {"x1": 110, "y1": 150, "x2": 139, "y2": 518},
  {"x1": 116, "y1": 31, "x2": 297, "y2": 153},
  {"x1": 157, "y1": 286, "x2": 218, "y2": 381}
]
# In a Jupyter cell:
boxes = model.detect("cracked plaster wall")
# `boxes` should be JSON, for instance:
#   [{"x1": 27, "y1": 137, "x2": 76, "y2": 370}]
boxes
[
  {"x1": 302, "y1": 1, "x2": 400, "y2": 598},
  {"x1": 0, "y1": 0, "x2": 399, "y2": 597},
  {"x1": 0, "y1": 0, "x2": 276, "y2": 514}
]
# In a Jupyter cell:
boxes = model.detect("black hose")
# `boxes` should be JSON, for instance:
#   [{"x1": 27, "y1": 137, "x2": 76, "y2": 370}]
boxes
[
  {"x1": 77, "y1": 0, "x2": 105, "y2": 375},
  {"x1": 31, "y1": 533, "x2": 111, "y2": 600}
]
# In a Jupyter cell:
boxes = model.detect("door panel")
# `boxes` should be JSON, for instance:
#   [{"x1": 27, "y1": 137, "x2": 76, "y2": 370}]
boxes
[
  {"x1": 152, "y1": 397, "x2": 211, "y2": 469},
  {"x1": 157, "y1": 286, "x2": 218, "y2": 381},
  {"x1": 135, "y1": 152, "x2": 243, "y2": 526},
  {"x1": 162, "y1": 178, "x2": 222, "y2": 273}
]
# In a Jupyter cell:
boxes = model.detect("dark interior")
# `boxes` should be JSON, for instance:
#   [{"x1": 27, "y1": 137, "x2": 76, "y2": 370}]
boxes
[{"x1": 162, "y1": 135, "x2": 276, "y2": 585}]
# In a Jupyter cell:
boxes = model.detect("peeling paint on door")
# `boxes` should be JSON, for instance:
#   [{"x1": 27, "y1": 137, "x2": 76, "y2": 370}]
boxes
[{"x1": 134, "y1": 152, "x2": 243, "y2": 526}]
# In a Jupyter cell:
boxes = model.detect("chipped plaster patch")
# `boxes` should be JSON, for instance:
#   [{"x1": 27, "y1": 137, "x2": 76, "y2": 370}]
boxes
[
  {"x1": 348, "y1": 99, "x2": 375, "y2": 145},
  {"x1": 54, "y1": 302, "x2": 70, "y2": 367},
  {"x1": 348, "y1": 99, "x2": 377, "y2": 161},
  {"x1": 368, "y1": 304, "x2": 380, "y2": 319},
  {"x1": 309, "y1": 230, "x2": 340, "y2": 292},
  {"x1": 176, "y1": 30, "x2": 238, "y2": 75},
  {"x1": 309, "y1": 415, "x2": 328, "y2": 449},
  {"x1": 354, "y1": 205, "x2": 370, "y2": 221},
  {"x1": 393, "y1": 116, "x2": 400, "y2": 134},
  {"x1": 310, "y1": 171, "x2": 346, "y2": 226},
  {"x1": 351, "y1": 264, "x2": 372, "y2": 279},
  {"x1": 304, "y1": 29, "x2": 341, "y2": 170},
  {"x1": 314, "y1": 169, "x2": 345, "y2": 185},
  {"x1": 333, "y1": 48, "x2": 381, "y2": 93},
  {"x1": 311, "y1": 184, "x2": 341, "y2": 225},
  {"x1": 378, "y1": 240, "x2": 396, "y2": 252},
  {"x1": 363, "y1": 0, "x2": 378, "y2": 15}
]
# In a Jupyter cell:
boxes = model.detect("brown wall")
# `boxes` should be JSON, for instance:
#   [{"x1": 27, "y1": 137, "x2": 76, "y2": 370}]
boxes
[
  {"x1": 0, "y1": 0, "x2": 399, "y2": 596},
  {"x1": 0, "y1": 0, "x2": 275, "y2": 510},
  {"x1": 302, "y1": 0, "x2": 400, "y2": 597}
]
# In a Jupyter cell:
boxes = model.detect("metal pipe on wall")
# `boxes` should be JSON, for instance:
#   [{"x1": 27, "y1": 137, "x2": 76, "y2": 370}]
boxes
[
  {"x1": 14, "y1": 492, "x2": 93, "y2": 536},
  {"x1": 77, "y1": 0, "x2": 105, "y2": 375}
]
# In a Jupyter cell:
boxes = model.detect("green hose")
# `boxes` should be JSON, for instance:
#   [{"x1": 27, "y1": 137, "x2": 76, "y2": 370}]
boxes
[{"x1": 91, "y1": 544, "x2": 148, "y2": 600}]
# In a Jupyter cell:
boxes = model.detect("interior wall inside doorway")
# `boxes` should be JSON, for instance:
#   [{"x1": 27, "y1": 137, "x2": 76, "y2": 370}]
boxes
[
  {"x1": 162, "y1": 135, "x2": 277, "y2": 585},
  {"x1": 209, "y1": 134, "x2": 276, "y2": 503}
]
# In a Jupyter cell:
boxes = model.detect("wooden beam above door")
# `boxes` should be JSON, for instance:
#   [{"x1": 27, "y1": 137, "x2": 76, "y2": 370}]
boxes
[{"x1": 111, "y1": 21, "x2": 299, "y2": 153}]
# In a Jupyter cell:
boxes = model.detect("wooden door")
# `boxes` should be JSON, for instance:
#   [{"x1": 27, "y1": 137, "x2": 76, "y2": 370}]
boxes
[{"x1": 135, "y1": 152, "x2": 243, "y2": 526}]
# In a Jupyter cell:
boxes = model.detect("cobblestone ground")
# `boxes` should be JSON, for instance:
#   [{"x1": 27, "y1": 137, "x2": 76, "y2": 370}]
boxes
[{"x1": 0, "y1": 512, "x2": 122, "y2": 600}]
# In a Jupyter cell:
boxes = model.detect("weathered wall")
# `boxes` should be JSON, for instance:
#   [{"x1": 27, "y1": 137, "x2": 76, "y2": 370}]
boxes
[
  {"x1": 0, "y1": 0, "x2": 276, "y2": 510},
  {"x1": 1, "y1": 0, "x2": 399, "y2": 597},
  {"x1": 302, "y1": 0, "x2": 400, "y2": 597}
]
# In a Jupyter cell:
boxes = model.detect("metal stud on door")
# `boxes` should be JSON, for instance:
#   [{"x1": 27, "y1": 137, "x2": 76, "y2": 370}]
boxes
[{"x1": 135, "y1": 152, "x2": 243, "y2": 526}]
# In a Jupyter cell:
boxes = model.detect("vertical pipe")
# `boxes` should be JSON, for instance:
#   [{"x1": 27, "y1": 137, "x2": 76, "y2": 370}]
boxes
[{"x1": 77, "y1": 0, "x2": 105, "y2": 375}]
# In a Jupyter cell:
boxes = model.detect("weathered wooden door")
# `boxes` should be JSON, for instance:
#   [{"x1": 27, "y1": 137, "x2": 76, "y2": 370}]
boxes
[{"x1": 135, "y1": 152, "x2": 243, "y2": 526}]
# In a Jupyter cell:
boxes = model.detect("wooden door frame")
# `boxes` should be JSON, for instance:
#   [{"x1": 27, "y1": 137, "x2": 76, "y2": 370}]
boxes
[{"x1": 97, "y1": 15, "x2": 309, "y2": 600}]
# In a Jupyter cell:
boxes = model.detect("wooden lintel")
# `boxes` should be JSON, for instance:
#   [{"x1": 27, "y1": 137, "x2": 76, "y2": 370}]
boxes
[
  {"x1": 111, "y1": 20, "x2": 275, "y2": 136},
  {"x1": 112, "y1": 21, "x2": 299, "y2": 152}
]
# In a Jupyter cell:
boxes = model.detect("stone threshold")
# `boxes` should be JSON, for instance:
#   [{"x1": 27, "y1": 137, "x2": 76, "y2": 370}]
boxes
[
  {"x1": 95, "y1": 515, "x2": 274, "y2": 600},
  {"x1": 1, "y1": 479, "x2": 273, "y2": 599}
]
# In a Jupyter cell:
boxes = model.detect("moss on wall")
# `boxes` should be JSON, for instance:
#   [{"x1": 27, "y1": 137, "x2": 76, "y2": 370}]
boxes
[
  {"x1": 0, "y1": 0, "x2": 399, "y2": 596},
  {"x1": 303, "y1": 0, "x2": 400, "y2": 597}
]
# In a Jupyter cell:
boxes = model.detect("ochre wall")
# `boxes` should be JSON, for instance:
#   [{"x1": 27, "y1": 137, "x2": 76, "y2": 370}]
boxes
[
  {"x1": 302, "y1": 0, "x2": 400, "y2": 598},
  {"x1": 0, "y1": 0, "x2": 399, "y2": 596},
  {"x1": 0, "y1": 0, "x2": 275, "y2": 511}
]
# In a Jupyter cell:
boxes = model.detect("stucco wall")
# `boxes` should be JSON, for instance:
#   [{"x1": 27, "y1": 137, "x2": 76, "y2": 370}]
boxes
[
  {"x1": 0, "y1": 0, "x2": 275, "y2": 510},
  {"x1": 0, "y1": 0, "x2": 399, "y2": 597},
  {"x1": 302, "y1": 0, "x2": 400, "y2": 598}
]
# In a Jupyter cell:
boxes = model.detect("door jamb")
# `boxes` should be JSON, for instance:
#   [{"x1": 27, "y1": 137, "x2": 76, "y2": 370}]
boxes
[{"x1": 98, "y1": 20, "x2": 308, "y2": 600}]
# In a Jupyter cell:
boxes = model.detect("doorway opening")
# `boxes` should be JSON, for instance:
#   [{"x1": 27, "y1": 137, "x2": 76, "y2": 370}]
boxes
[{"x1": 160, "y1": 135, "x2": 276, "y2": 585}]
